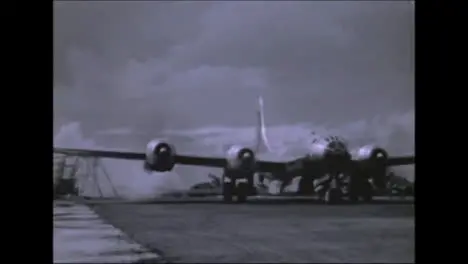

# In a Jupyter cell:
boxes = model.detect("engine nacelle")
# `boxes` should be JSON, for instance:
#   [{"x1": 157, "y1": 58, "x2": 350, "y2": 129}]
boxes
[
  {"x1": 353, "y1": 145, "x2": 388, "y2": 162},
  {"x1": 144, "y1": 140, "x2": 176, "y2": 172},
  {"x1": 353, "y1": 145, "x2": 389, "y2": 189},
  {"x1": 225, "y1": 145, "x2": 256, "y2": 171},
  {"x1": 307, "y1": 142, "x2": 329, "y2": 159}
]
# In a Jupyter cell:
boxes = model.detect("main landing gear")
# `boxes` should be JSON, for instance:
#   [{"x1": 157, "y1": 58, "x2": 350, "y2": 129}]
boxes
[
  {"x1": 348, "y1": 173, "x2": 373, "y2": 203},
  {"x1": 299, "y1": 173, "x2": 374, "y2": 205},
  {"x1": 222, "y1": 169, "x2": 255, "y2": 203}
]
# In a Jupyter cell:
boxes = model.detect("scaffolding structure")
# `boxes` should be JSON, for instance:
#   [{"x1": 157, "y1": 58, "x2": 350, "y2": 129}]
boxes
[{"x1": 53, "y1": 154, "x2": 120, "y2": 199}]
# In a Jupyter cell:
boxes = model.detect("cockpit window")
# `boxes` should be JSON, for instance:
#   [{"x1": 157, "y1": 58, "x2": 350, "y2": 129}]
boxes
[
  {"x1": 326, "y1": 136, "x2": 339, "y2": 142},
  {"x1": 327, "y1": 136, "x2": 347, "y2": 151},
  {"x1": 336, "y1": 142, "x2": 346, "y2": 150},
  {"x1": 315, "y1": 135, "x2": 348, "y2": 149}
]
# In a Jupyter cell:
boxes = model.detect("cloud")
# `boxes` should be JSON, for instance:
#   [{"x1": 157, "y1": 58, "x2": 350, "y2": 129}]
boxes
[{"x1": 54, "y1": 1, "x2": 414, "y2": 142}]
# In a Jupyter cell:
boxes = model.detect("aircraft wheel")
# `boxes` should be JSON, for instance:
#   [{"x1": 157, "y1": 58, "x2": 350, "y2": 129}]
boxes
[
  {"x1": 236, "y1": 183, "x2": 249, "y2": 203},
  {"x1": 348, "y1": 174, "x2": 361, "y2": 203},
  {"x1": 361, "y1": 180, "x2": 373, "y2": 203},
  {"x1": 298, "y1": 176, "x2": 315, "y2": 195},
  {"x1": 349, "y1": 174, "x2": 372, "y2": 203},
  {"x1": 324, "y1": 188, "x2": 342, "y2": 205},
  {"x1": 313, "y1": 174, "x2": 332, "y2": 195},
  {"x1": 403, "y1": 185, "x2": 414, "y2": 197},
  {"x1": 314, "y1": 182, "x2": 326, "y2": 195},
  {"x1": 349, "y1": 189, "x2": 359, "y2": 203},
  {"x1": 222, "y1": 181, "x2": 234, "y2": 203}
]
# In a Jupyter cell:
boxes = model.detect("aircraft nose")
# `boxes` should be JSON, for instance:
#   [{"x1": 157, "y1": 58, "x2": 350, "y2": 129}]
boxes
[
  {"x1": 324, "y1": 140, "x2": 351, "y2": 167},
  {"x1": 326, "y1": 140, "x2": 348, "y2": 156}
]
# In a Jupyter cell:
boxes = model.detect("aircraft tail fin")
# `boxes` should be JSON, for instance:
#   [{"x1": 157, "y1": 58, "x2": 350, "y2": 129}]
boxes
[{"x1": 254, "y1": 95, "x2": 272, "y2": 154}]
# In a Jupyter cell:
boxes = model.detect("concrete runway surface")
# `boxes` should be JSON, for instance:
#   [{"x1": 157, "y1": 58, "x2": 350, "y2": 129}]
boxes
[
  {"x1": 53, "y1": 200, "x2": 162, "y2": 263},
  {"x1": 87, "y1": 197, "x2": 414, "y2": 263}
]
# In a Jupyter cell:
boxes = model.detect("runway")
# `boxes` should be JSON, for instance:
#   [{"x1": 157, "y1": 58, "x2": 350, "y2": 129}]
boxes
[
  {"x1": 53, "y1": 200, "x2": 162, "y2": 263},
  {"x1": 89, "y1": 197, "x2": 414, "y2": 263}
]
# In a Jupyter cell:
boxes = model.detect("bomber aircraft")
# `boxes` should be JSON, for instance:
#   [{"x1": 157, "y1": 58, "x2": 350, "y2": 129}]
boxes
[{"x1": 54, "y1": 96, "x2": 414, "y2": 204}]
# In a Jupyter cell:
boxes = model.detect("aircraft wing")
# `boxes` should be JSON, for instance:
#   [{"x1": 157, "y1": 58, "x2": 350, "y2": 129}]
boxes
[
  {"x1": 276, "y1": 153, "x2": 415, "y2": 176},
  {"x1": 385, "y1": 155, "x2": 414, "y2": 166},
  {"x1": 53, "y1": 147, "x2": 290, "y2": 173},
  {"x1": 53, "y1": 147, "x2": 414, "y2": 173},
  {"x1": 175, "y1": 155, "x2": 288, "y2": 172},
  {"x1": 54, "y1": 148, "x2": 145, "y2": 160}
]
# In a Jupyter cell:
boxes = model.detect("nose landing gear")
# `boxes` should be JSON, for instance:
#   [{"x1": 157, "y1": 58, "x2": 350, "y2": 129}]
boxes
[{"x1": 299, "y1": 173, "x2": 346, "y2": 205}]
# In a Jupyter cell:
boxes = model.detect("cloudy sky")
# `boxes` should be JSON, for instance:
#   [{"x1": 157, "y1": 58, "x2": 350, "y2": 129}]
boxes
[
  {"x1": 54, "y1": 1, "x2": 414, "y2": 134},
  {"x1": 54, "y1": 2, "x2": 415, "y2": 194}
]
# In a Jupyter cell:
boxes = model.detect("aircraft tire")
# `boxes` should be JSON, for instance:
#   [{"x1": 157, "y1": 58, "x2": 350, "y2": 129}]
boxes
[
  {"x1": 236, "y1": 183, "x2": 249, "y2": 203},
  {"x1": 349, "y1": 190, "x2": 359, "y2": 203},
  {"x1": 324, "y1": 188, "x2": 342, "y2": 205},
  {"x1": 222, "y1": 182, "x2": 234, "y2": 203},
  {"x1": 361, "y1": 180, "x2": 373, "y2": 203},
  {"x1": 401, "y1": 185, "x2": 414, "y2": 197},
  {"x1": 348, "y1": 174, "x2": 372, "y2": 203},
  {"x1": 298, "y1": 176, "x2": 315, "y2": 195}
]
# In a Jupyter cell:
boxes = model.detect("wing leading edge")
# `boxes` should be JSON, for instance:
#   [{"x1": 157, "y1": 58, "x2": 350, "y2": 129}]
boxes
[
  {"x1": 54, "y1": 148, "x2": 414, "y2": 171},
  {"x1": 385, "y1": 155, "x2": 415, "y2": 167},
  {"x1": 277, "y1": 154, "x2": 415, "y2": 175},
  {"x1": 54, "y1": 147, "x2": 145, "y2": 160},
  {"x1": 53, "y1": 147, "x2": 289, "y2": 173}
]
